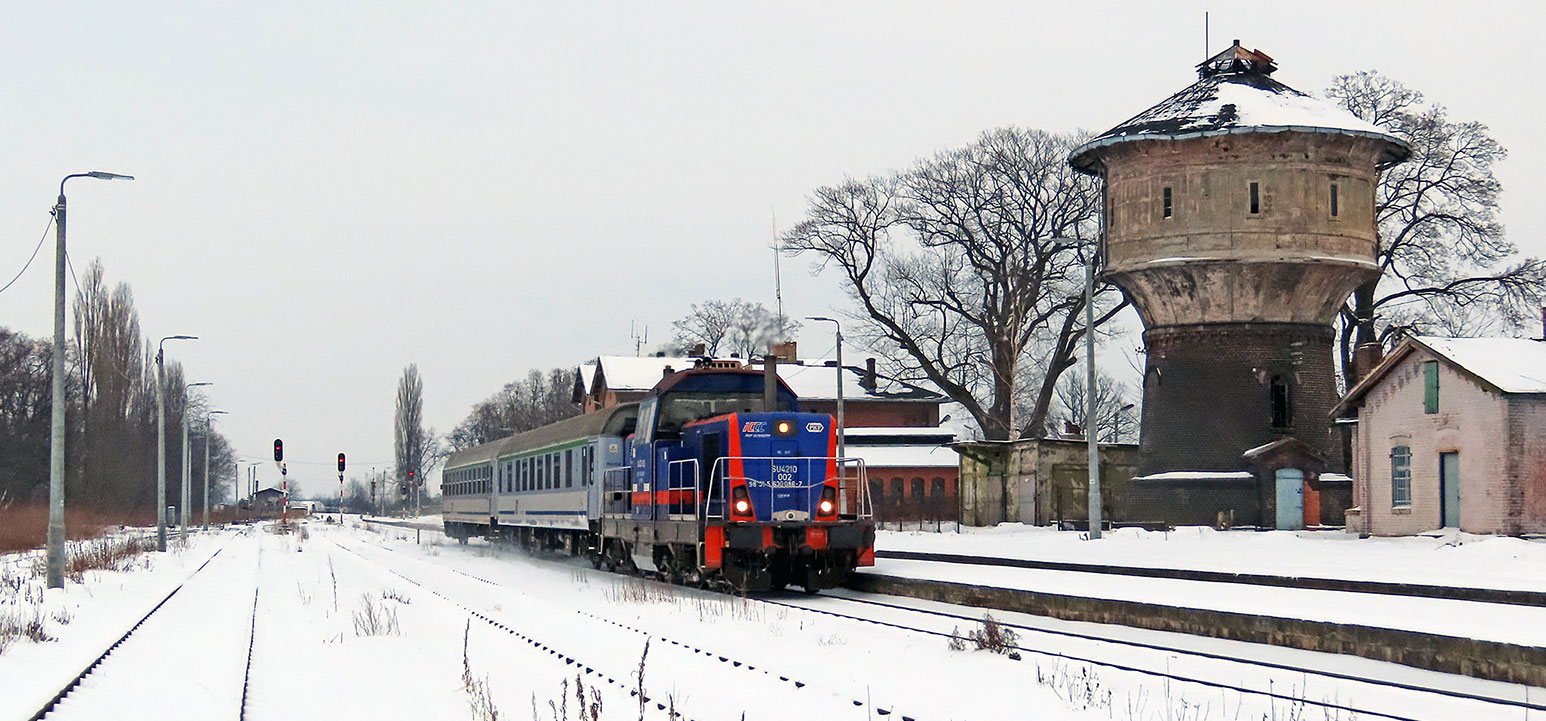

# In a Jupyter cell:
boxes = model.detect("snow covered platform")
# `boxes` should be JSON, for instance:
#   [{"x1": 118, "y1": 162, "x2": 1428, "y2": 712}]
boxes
[{"x1": 863, "y1": 525, "x2": 1546, "y2": 685}]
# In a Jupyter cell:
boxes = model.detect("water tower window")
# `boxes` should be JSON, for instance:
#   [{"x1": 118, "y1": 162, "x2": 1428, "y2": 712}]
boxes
[
  {"x1": 1249, "y1": 182, "x2": 1261, "y2": 214},
  {"x1": 1270, "y1": 375, "x2": 1292, "y2": 428},
  {"x1": 1330, "y1": 183, "x2": 1340, "y2": 217},
  {"x1": 1162, "y1": 187, "x2": 1173, "y2": 218}
]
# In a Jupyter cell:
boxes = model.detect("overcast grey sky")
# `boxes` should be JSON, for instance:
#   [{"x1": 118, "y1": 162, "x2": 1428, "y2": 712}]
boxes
[{"x1": 3, "y1": 1, "x2": 1541, "y2": 494}]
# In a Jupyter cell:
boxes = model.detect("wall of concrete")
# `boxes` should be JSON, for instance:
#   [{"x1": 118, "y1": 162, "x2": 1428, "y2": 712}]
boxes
[{"x1": 956, "y1": 440, "x2": 1140, "y2": 527}]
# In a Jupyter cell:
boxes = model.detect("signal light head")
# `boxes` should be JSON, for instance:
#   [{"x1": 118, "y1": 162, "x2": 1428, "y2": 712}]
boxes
[
  {"x1": 337, "y1": 452, "x2": 346, "y2": 472},
  {"x1": 273, "y1": 438, "x2": 284, "y2": 462}
]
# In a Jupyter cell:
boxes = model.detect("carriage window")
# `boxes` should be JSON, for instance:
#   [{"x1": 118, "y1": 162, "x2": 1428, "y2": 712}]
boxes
[{"x1": 566, "y1": 449, "x2": 574, "y2": 488}]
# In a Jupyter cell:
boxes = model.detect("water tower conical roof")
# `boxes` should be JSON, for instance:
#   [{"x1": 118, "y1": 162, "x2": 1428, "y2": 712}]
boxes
[{"x1": 1069, "y1": 41, "x2": 1410, "y2": 174}]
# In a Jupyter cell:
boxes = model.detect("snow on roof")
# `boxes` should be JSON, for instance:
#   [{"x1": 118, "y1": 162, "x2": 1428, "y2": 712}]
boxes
[
  {"x1": 1415, "y1": 336, "x2": 1546, "y2": 394},
  {"x1": 1135, "y1": 471, "x2": 1255, "y2": 482},
  {"x1": 1070, "y1": 42, "x2": 1408, "y2": 172},
  {"x1": 846, "y1": 443, "x2": 959, "y2": 469},
  {"x1": 578, "y1": 361, "x2": 597, "y2": 394},
  {"x1": 842, "y1": 426, "x2": 956, "y2": 439},
  {"x1": 594, "y1": 355, "x2": 701, "y2": 391},
  {"x1": 1321, "y1": 473, "x2": 1353, "y2": 483}
]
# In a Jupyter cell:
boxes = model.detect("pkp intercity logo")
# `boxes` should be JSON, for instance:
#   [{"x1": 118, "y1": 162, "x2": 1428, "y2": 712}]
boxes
[{"x1": 805, "y1": 422, "x2": 825, "y2": 433}]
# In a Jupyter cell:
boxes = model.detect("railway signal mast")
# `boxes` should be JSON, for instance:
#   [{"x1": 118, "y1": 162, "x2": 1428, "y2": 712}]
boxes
[
  {"x1": 337, "y1": 452, "x2": 346, "y2": 519},
  {"x1": 274, "y1": 438, "x2": 287, "y2": 523}
]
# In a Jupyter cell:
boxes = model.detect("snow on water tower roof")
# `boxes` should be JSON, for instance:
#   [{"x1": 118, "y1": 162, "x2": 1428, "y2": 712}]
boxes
[{"x1": 1069, "y1": 41, "x2": 1410, "y2": 173}]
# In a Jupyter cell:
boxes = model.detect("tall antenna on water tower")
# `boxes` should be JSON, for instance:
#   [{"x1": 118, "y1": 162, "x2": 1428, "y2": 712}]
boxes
[{"x1": 1205, "y1": 11, "x2": 1210, "y2": 59}]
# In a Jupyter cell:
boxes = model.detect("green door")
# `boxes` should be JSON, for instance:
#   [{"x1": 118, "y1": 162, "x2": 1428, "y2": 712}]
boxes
[{"x1": 1440, "y1": 452, "x2": 1460, "y2": 528}]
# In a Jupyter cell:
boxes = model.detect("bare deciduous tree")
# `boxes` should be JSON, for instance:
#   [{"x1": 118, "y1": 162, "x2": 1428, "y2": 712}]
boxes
[
  {"x1": 670, "y1": 298, "x2": 797, "y2": 358},
  {"x1": 1328, "y1": 71, "x2": 1546, "y2": 385},
  {"x1": 448, "y1": 367, "x2": 581, "y2": 451},
  {"x1": 784, "y1": 127, "x2": 1127, "y2": 440},
  {"x1": 1047, "y1": 369, "x2": 1137, "y2": 444}
]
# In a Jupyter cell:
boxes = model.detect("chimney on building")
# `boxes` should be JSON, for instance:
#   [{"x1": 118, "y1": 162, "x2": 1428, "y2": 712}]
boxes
[
  {"x1": 861, "y1": 357, "x2": 878, "y2": 391},
  {"x1": 1351, "y1": 342, "x2": 1384, "y2": 382},
  {"x1": 689, "y1": 343, "x2": 706, "y2": 357},
  {"x1": 770, "y1": 341, "x2": 797, "y2": 362},
  {"x1": 662, "y1": 365, "x2": 674, "y2": 380}
]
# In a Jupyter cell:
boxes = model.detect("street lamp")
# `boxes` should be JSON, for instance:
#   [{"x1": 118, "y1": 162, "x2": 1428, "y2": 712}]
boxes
[
  {"x1": 181, "y1": 382, "x2": 212, "y2": 539},
  {"x1": 156, "y1": 334, "x2": 196, "y2": 551},
  {"x1": 1053, "y1": 236, "x2": 1104, "y2": 539},
  {"x1": 45, "y1": 171, "x2": 133, "y2": 590},
  {"x1": 203, "y1": 410, "x2": 227, "y2": 529},
  {"x1": 805, "y1": 317, "x2": 846, "y2": 463}
]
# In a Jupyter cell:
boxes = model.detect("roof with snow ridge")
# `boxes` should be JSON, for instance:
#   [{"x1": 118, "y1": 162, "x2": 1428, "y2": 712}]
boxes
[{"x1": 1070, "y1": 41, "x2": 1410, "y2": 173}]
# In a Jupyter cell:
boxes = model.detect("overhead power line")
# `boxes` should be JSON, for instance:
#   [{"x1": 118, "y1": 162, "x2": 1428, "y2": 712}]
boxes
[{"x1": 0, "y1": 216, "x2": 55, "y2": 296}]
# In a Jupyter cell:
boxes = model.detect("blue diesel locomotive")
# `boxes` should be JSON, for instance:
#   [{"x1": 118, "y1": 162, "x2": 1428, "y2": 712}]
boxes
[{"x1": 442, "y1": 365, "x2": 875, "y2": 592}]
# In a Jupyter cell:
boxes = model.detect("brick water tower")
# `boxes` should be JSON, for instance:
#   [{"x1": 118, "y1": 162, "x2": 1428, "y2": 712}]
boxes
[{"x1": 1069, "y1": 43, "x2": 1410, "y2": 488}]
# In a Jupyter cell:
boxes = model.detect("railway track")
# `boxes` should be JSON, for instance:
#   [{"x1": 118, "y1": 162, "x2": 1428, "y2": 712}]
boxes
[
  {"x1": 762, "y1": 591, "x2": 1545, "y2": 721},
  {"x1": 332, "y1": 536, "x2": 910, "y2": 720},
  {"x1": 357, "y1": 522, "x2": 1545, "y2": 721},
  {"x1": 29, "y1": 532, "x2": 259, "y2": 721},
  {"x1": 874, "y1": 549, "x2": 1546, "y2": 606}
]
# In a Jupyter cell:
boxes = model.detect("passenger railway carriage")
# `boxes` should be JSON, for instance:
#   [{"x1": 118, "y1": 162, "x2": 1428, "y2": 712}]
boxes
[{"x1": 441, "y1": 366, "x2": 876, "y2": 591}]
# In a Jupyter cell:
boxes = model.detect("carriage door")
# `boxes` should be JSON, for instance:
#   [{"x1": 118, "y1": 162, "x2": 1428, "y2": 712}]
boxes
[
  {"x1": 1440, "y1": 452, "x2": 1461, "y2": 528},
  {"x1": 1274, "y1": 469, "x2": 1305, "y2": 531}
]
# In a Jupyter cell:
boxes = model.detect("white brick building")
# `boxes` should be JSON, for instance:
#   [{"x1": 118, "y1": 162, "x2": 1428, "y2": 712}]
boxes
[{"x1": 1334, "y1": 337, "x2": 1546, "y2": 536}]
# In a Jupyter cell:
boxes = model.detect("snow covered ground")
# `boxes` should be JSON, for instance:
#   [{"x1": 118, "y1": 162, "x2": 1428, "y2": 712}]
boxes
[
  {"x1": 878, "y1": 523, "x2": 1546, "y2": 592},
  {"x1": 3, "y1": 519, "x2": 1542, "y2": 720}
]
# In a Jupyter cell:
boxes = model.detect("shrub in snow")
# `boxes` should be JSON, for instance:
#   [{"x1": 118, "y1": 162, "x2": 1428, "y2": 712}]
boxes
[
  {"x1": 968, "y1": 613, "x2": 1020, "y2": 659},
  {"x1": 352, "y1": 593, "x2": 400, "y2": 636}
]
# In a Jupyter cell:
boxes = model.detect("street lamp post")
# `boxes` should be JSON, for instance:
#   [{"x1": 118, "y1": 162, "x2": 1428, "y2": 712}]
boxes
[
  {"x1": 1052, "y1": 237, "x2": 1104, "y2": 540},
  {"x1": 181, "y1": 382, "x2": 212, "y2": 539},
  {"x1": 156, "y1": 335, "x2": 196, "y2": 551},
  {"x1": 805, "y1": 317, "x2": 846, "y2": 463},
  {"x1": 203, "y1": 410, "x2": 227, "y2": 529},
  {"x1": 45, "y1": 171, "x2": 133, "y2": 590}
]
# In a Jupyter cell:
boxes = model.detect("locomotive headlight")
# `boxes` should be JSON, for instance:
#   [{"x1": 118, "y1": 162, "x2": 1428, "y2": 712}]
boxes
[
  {"x1": 735, "y1": 499, "x2": 750, "y2": 514},
  {"x1": 818, "y1": 485, "x2": 837, "y2": 517},
  {"x1": 776, "y1": 421, "x2": 791, "y2": 434}
]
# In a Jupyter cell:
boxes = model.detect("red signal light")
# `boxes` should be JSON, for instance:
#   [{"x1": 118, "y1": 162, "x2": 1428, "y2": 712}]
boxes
[
  {"x1": 273, "y1": 438, "x2": 284, "y2": 462},
  {"x1": 337, "y1": 453, "x2": 346, "y2": 472}
]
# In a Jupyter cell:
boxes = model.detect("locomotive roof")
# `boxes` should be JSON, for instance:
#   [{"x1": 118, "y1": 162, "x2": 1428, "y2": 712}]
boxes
[
  {"x1": 1069, "y1": 41, "x2": 1409, "y2": 174},
  {"x1": 444, "y1": 402, "x2": 639, "y2": 469}
]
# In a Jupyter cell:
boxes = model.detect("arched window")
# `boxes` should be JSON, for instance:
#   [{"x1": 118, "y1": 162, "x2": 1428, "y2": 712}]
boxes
[
  {"x1": 911, "y1": 478, "x2": 925, "y2": 499},
  {"x1": 930, "y1": 478, "x2": 946, "y2": 499},
  {"x1": 1270, "y1": 376, "x2": 1292, "y2": 429}
]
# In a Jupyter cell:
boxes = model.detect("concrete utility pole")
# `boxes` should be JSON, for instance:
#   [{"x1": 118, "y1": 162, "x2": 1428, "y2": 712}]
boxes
[
  {"x1": 1083, "y1": 241, "x2": 1102, "y2": 540},
  {"x1": 204, "y1": 410, "x2": 227, "y2": 528},
  {"x1": 156, "y1": 335, "x2": 196, "y2": 552},
  {"x1": 182, "y1": 382, "x2": 212, "y2": 539},
  {"x1": 805, "y1": 317, "x2": 846, "y2": 462},
  {"x1": 45, "y1": 171, "x2": 133, "y2": 589}
]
